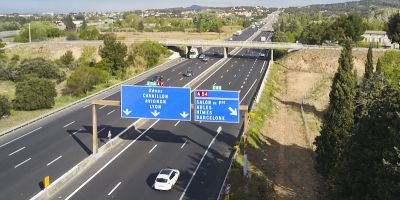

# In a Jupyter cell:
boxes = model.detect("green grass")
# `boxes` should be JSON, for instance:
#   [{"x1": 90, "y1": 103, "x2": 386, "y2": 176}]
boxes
[
  {"x1": 225, "y1": 62, "x2": 285, "y2": 200},
  {"x1": 0, "y1": 63, "x2": 159, "y2": 133},
  {"x1": 0, "y1": 81, "x2": 16, "y2": 99}
]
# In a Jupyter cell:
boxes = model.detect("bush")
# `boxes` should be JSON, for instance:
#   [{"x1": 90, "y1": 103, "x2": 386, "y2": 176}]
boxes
[
  {"x1": 0, "y1": 95, "x2": 11, "y2": 118},
  {"x1": 64, "y1": 66, "x2": 109, "y2": 96},
  {"x1": 128, "y1": 41, "x2": 170, "y2": 68},
  {"x1": 14, "y1": 78, "x2": 57, "y2": 110},
  {"x1": 16, "y1": 58, "x2": 65, "y2": 81},
  {"x1": 79, "y1": 27, "x2": 100, "y2": 40},
  {"x1": 66, "y1": 31, "x2": 78, "y2": 40},
  {"x1": 14, "y1": 22, "x2": 61, "y2": 42},
  {"x1": 59, "y1": 50, "x2": 75, "y2": 68},
  {"x1": 78, "y1": 46, "x2": 97, "y2": 65}
]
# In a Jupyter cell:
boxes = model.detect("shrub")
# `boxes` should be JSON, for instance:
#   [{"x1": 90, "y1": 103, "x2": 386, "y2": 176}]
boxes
[
  {"x1": 64, "y1": 66, "x2": 109, "y2": 96},
  {"x1": 79, "y1": 27, "x2": 100, "y2": 40},
  {"x1": 66, "y1": 31, "x2": 79, "y2": 40},
  {"x1": 14, "y1": 78, "x2": 57, "y2": 110},
  {"x1": 59, "y1": 50, "x2": 75, "y2": 68},
  {"x1": 0, "y1": 95, "x2": 11, "y2": 118},
  {"x1": 16, "y1": 58, "x2": 65, "y2": 81}
]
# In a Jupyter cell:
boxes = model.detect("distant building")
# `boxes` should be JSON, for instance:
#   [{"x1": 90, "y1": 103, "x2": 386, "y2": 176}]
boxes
[{"x1": 362, "y1": 30, "x2": 399, "y2": 48}]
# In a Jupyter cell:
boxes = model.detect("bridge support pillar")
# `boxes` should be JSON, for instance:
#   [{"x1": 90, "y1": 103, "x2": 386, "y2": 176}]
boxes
[
  {"x1": 270, "y1": 49, "x2": 274, "y2": 64},
  {"x1": 223, "y1": 47, "x2": 228, "y2": 58},
  {"x1": 185, "y1": 46, "x2": 191, "y2": 58}
]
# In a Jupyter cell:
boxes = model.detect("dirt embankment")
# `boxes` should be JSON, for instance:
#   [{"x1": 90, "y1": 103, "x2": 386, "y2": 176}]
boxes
[{"x1": 262, "y1": 49, "x2": 383, "y2": 200}]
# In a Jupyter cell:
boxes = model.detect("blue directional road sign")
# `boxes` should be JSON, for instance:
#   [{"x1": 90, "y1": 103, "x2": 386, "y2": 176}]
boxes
[
  {"x1": 194, "y1": 90, "x2": 240, "y2": 123},
  {"x1": 121, "y1": 85, "x2": 191, "y2": 121}
]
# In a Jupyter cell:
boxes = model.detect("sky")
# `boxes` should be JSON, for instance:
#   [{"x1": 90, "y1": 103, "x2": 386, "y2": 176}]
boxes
[{"x1": 0, "y1": 0, "x2": 357, "y2": 13}]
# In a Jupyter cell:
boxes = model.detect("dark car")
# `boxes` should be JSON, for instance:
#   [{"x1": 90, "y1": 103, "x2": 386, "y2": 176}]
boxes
[
  {"x1": 184, "y1": 69, "x2": 193, "y2": 77},
  {"x1": 152, "y1": 75, "x2": 163, "y2": 82}
]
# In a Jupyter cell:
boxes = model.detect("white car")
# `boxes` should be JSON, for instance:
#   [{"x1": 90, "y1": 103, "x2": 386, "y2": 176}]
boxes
[{"x1": 153, "y1": 169, "x2": 180, "y2": 191}]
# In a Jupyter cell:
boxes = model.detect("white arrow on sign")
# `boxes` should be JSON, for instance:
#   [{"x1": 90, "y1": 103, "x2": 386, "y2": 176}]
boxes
[
  {"x1": 151, "y1": 110, "x2": 160, "y2": 117},
  {"x1": 228, "y1": 107, "x2": 238, "y2": 116},
  {"x1": 180, "y1": 111, "x2": 189, "y2": 119},
  {"x1": 123, "y1": 108, "x2": 132, "y2": 116}
]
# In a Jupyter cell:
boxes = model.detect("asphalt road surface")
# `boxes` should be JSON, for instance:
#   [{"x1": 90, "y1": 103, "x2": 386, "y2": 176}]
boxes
[
  {"x1": 59, "y1": 31, "x2": 273, "y2": 200},
  {"x1": 0, "y1": 27, "x2": 263, "y2": 199}
]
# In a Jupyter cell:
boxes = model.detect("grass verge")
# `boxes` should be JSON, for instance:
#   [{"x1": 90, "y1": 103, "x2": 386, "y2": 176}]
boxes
[
  {"x1": 0, "y1": 60, "x2": 163, "y2": 133},
  {"x1": 225, "y1": 62, "x2": 285, "y2": 200}
]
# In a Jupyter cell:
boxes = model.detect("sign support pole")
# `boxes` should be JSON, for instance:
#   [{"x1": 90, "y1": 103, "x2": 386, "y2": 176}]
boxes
[{"x1": 92, "y1": 104, "x2": 98, "y2": 154}]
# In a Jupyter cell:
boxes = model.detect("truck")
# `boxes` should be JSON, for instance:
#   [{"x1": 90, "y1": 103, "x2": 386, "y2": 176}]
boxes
[
  {"x1": 189, "y1": 48, "x2": 200, "y2": 59},
  {"x1": 234, "y1": 30, "x2": 242, "y2": 36},
  {"x1": 260, "y1": 36, "x2": 266, "y2": 42}
]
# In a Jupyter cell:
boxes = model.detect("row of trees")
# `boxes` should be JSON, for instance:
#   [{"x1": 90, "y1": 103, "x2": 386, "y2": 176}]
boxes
[
  {"x1": 274, "y1": 12, "x2": 400, "y2": 47},
  {"x1": 314, "y1": 42, "x2": 400, "y2": 199},
  {"x1": 0, "y1": 32, "x2": 170, "y2": 118}
]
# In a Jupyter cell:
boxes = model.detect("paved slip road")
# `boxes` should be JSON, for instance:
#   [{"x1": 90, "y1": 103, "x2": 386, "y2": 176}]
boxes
[
  {"x1": 0, "y1": 27, "x2": 259, "y2": 199},
  {"x1": 59, "y1": 30, "x2": 273, "y2": 200}
]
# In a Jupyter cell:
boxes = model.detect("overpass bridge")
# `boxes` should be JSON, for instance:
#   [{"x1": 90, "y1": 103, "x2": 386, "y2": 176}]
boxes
[{"x1": 2, "y1": 39, "x2": 394, "y2": 56}]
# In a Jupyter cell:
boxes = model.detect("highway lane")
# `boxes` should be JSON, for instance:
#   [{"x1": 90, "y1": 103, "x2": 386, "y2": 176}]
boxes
[
  {"x1": 61, "y1": 30, "x2": 272, "y2": 200},
  {"x1": 0, "y1": 27, "x2": 258, "y2": 199}
]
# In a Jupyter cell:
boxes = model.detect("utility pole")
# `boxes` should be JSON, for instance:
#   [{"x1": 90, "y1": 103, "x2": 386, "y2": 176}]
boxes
[{"x1": 28, "y1": 23, "x2": 31, "y2": 43}]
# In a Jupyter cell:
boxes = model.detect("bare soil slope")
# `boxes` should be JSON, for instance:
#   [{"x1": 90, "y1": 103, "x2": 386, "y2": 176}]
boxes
[{"x1": 262, "y1": 49, "x2": 383, "y2": 200}]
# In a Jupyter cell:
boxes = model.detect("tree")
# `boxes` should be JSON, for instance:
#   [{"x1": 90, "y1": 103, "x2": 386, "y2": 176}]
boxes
[
  {"x1": 14, "y1": 22, "x2": 49, "y2": 42},
  {"x1": 335, "y1": 82, "x2": 399, "y2": 200},
  {"x1": 64, "y1": 15, "x2": 76, "y2": 31},
  {"x1": 16, "y1": 58, "x2": 65, "y2": 81},
  {"x1": 192, "y1": 13, "x2": 223, "y2": 32},
  {"x1": 78, "y1": 46, "x2": 97, "y2": 65},
  {"x1": 128, "y1": 41, "x2": 170, "y2": 68},
  {"x1": 14, "y1": 78, "x2": 57, "y2": 110},
  {"x1": 375, "y1": 58, "x2": 382, "y2": 74},
  {"x1": 0, "y1": 95, "x2": 11, "y2": 118},
  {"x1": 314, "y1": 40, "x2": 357, "y2": 178},
  {"x1": 64, "y1": 66, "x2": 109, "y2": 96},
  {"x1": 59, "y1": 50, "x2": 75, "y2": 68},
  {"x1": 98, "y1": 34, "x2": 127, "y2": 75},
  {"x1": 79, "y1": 27, "x2": 100, "y2": 40},
  {"x1": 299, "y1": 23, "x2": 327, "y2": 45},
  {"x1": 81, "y1": 19, "x2": 88, "y2": 31},
  {"x1": 379, "y1": 50, "x2": 400, "y2": 90},
  {"x1": 272, "y1": 31, "x2": 290, "y2": 42},
  {"x1": 364, "y1": 45, "x2": 373, "y2": 80},
  {"x1": 0, "y1": 39, "x2": 5, "y2": 60},
  {"x1": 386, "y1": 13, "x2": 400, "y2": 48},
  {"x1": 138, "y1": 20, "x2": 144, "y2": 31},
  {"x1": 330, "y1": 13, "x2": 367, "y2": 43}
]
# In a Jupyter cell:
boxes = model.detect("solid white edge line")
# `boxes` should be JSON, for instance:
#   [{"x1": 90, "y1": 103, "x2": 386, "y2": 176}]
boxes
[
  {"x1": 149, "y1": 144, "x2": 158, "y2": 153},
  {"x1": 180, "y1": 140, "x2": 187, "y2": 149},
  {"x1": 0, "y1": 127, "x2": 42, "y2": 148},
  {"x1": 178, "y1": 126, "x2": 222, "y2": 200},
  {"x1": 8, "y1": 146, "x2": 26, "y2": 156},
  {"x1": 260, "y1": 60, "x2": 267, "y2": 73},
  {"x1": 174, "y1": 121, "x2": 181, "y2": 126},
  {"x1": 47, "y1": 155, "x2": 62, "y2": 166},
  {"x1": 15, "y1": 157, "x2": 31, "y2": 168},
  {"x1": 240, "y1": 79, "x2": 258, "y2": 104},
  {"x1": 107, "y1": 182, "x2": 122, "y2": 196},
  {"x1": 98, "y1": 128, "x2": 106, "y2": 133},
  {"x1": 63, "y1": 121, "x2": 75, "y2": 128},
  {"x1": 64, "y1": 120, "x2": 159, "y2": 200}
]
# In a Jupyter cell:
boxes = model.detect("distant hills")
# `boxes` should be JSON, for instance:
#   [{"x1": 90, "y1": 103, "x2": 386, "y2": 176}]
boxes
[{"x1": 187, "y1": 5, "x2": 205, "y2": 10}]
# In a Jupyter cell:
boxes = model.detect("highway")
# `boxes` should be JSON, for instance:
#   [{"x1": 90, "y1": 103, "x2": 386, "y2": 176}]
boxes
[
  {"x1": 0, "y1": 25, "x2": 261, "y2": 199},
  {"x1": 55, "y1": 30, "x2": 273, "y2": 200}
]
